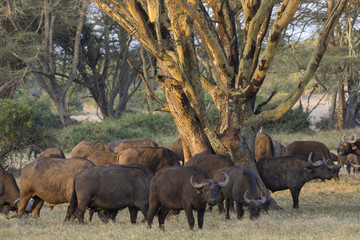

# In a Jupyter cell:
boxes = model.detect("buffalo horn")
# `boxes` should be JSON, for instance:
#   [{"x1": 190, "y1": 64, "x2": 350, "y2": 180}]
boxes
[
  {"x1": 328, "y1": 164, "x2": 341, "y2": 170},
  {"x1": 349, "y1": 135, "x2": 357, "y2": 144},
  {"x1": 342, "y1": 135, "x2": 345, "y2": 143},
  {"x1": 13, "y1": 198, "x2": 20, "y2": 207},
  {"x1": 217, "y1": 172, "x2": 230, "y2": 187},
  {"x1": 244, "y1": 191, "x2": 266, "y2": 206},
  {"x1": 190, "y1": 175, "x2": 208, "y2": 188},
  {"x1": 308, "y1": 152, "x2": 325, "y2": 167}
]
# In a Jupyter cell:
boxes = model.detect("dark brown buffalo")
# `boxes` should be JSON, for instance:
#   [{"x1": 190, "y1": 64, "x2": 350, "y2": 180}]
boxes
[
  {"x1": 39, "y1": 147, "x2": 65, "y2": 158},
  {"x1": 337, "y1": 135, "x2": 360, "y2": 156},
  {"x1": 285, "y1": 140, "x2": 341, "y2": 180},
  {"x1": 86, "y1": 151, "x2": 119, "y2": 166},
  {"x1": 254, "y1": 133, "x2": 274, "y2": 161},
  {"x1": 256, "y1": 153, "x2": 333, "y2": 208},
  {"x1": 72, "y1": 141, "x2": 111, "y2": 158},
  {"x1": 214, "y1": 166, "x2": 267, "y2": 220},
  {"x1": 66, "y1": 164, "x2": 154, "y2": 224},
  {"x1": 344, "y1": 153, "x2": 360, "y2": 175},
  {"x1": 0, "y1": 165, "x2": 20, "y2": 215},
  {"x1": 113, "y1": 139, "x2": 158, "y2": 153},
  {"x1": 117, "y1": 146, "x2": 181, "y2": 173},
  {"x1": 184, "y1": 153, "x2": 235, "y2": 212},
  {"x1": 184, "y1": 153, "x2": 235, "y2": 178},
  {"x1": 17, "y1": 157, "x2": 95, "y2": 219},
  {"x1": 147, "y1": 166, "x2": 229, "y2": 230}
]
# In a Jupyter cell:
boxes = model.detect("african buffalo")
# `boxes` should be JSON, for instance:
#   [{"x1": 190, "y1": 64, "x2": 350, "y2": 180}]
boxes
[
  {"x1": 344, "y1": 153, "x2": 360, "y2": 174},
  {"x1": 214, "y1": 166, "x2": 267, "y2": 220},
  {"x1": 254, "y1": 133, "x2": 274, "y2": 161},
  {"x1": 147, "y1": 166, "x2": 229, "y2": 230},
  {"x1": 66, "y1": 164, "x2": 153, "y2": 224},
  {"x1": 337, "y1": 135, "x2": 360, "y2": 156},
  {"x1": 39, "y1": 147, "x2": 65, "y2": 158},
  {"x1": 17, "y1": 157, "x2": 95, "y2": 219},
  {"x1": 256, "y1": 153, "x2": 333, "y2": 208},
  {"x1": 72, "y1": 141, "x2": 111, "y2": 158},
  {"x1": 117, "y1": 146, "x2": 181, "y2": 173},
  {"x1": 285, "y1": 140, "x2": 341, "y2": 180},
  {"x1": 0, "y1": 165, "x2": 20, "y2": 215},
  {"x1": 184, "y1": 153, "x2": 234, "y2": 212},
  {"x1": 86, "y1": 151, "x2": 119, "y2": 166},
  {"x1": 113, "y1": 139, "x2": 158, "y2": 153}
]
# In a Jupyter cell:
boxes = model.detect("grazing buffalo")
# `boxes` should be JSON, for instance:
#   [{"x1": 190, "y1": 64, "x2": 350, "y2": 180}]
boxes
[
  {"x1": 256, "y1": 153, "x2": 333, "y2": 208},
  {"x1": 273, "y1": 141, "x2": 286, "y2": 157},
  {"x1": 254, "y1": 133, "x2": 274, "y2": 161},
  {"x1": 117, "y1": 146, "x2": 181, "y2": 173},
  {"x1": 285, "y1": 140, "x2": 341, "y2": 180},
  {"x1": 214, "y1": 166, "x2": 267, "y2": 220},
  {"x1": 113, "y1": 139, "x2": 158, "y2": 153},
  {"x1": 39, "y1": 147, "x2": 65, "y2": 158},
  {"x1": 86, "y1": 151, "x2": 119, "y2": 166},
  {"x1": 72, "y1": 141, "x2": 111, "y2": 158},
  {"x1": 17, "y1": 157, "x2": 95, "y2": 219},
  {"x1": 170, "y1": 137, "x2": 184, "y2": 161},
  {"x1": 66, "y1": 164, "x2": 153, "y2": 224},
  {"x1": 344, "y1": 153, "x2": 360, "y2": 174},
  {"x1": 0, "y1": 165, "x2": 20, "y2": 215},
  {"x1": 184, "y1": 153, "x2": 235, "y2": 178},
  {"x1": 337, "y1": 135, "x2": 360, "y2": 156},
  {"x1": 147, "y1": 166, "x2": 229, "y2": 230}
]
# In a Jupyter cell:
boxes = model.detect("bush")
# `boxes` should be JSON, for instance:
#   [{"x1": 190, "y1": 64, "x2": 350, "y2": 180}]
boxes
[
  {"x1": 263, "y1": 105, "x2": 311, "y2": 133},
  {"x1": 56, "y1": 112, "x2": 178, "y2": 152},
  {"x1": 315, "y1": 116, "x2": 329, "y2": 130},
  {"x1": 0, "y1": 99, "x2": 46, "y2": 163}
]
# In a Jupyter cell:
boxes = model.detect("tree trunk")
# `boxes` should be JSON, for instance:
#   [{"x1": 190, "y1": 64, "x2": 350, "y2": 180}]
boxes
[
  {"x1": 344, "y1": 91, "x2": 360, "y2": 128},
  {"x1": 328, "y1": 86, "x2": 337, "y2": 130},
  {"x1": 336, "y1": 83, "x2": 345, "y2": 130}
]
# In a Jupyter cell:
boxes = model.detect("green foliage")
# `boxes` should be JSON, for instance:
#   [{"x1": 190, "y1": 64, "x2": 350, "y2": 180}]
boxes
[
  {"x1": 263, "y1": 105, "x2": 311, "y2": 133},
  {"x1": 0, "y1": 99, "x2": 46, "y2": 163},
  {"x1": 315, "y1": 116, "x2": 329, "y2": 131},
  {"x1": 15, "y1": 93, "x2": 63, "y2": 129},
  {"x1": 56, "y1": 112, "x2": 177, "y2": 152}
]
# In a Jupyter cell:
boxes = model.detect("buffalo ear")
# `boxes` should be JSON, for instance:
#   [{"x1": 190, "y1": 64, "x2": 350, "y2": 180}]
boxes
[
  {"x1": 194, "y1": 187, "x2": 203, "y2": 194},
  {"x1": 304, "y1": 166, "x2": 314, "y2": 173},
  {"x1": 352, "y1": 146, "x2": 357, "y2": 150}
]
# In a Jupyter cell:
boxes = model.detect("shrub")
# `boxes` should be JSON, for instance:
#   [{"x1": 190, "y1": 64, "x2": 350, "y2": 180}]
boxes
[
  {"x1": 315, "y1": 116, "x2": 329, "y2": 130},
  {"x1": 263, "y1": 105, "x2": 311, "y2": 133},
  {"x1": 56, "y1": 112, "x2": 178, "y2": 152},
  {"x1": 0, "y1": 99, "x2": 46, "y2": 164}
]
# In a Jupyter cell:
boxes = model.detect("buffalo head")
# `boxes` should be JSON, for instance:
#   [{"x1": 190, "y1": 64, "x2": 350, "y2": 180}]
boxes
[
  {"x1": 243, "y1": 191, "x2": 267, "y2": 220},
  {"x1": 190, "y1": 172, "x2": 229, "y2": 206},
  {"x1": 306, "y1": 152, "x2": 333, "y2": 180},
  {"x1": 338, "y1": 135, "x2": 360, "y2": 156}
]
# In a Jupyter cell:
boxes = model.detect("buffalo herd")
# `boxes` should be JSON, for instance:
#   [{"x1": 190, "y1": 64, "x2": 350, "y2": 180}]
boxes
[{"x1": 0, "y1": 135, "x2": 358, "y2": 230}]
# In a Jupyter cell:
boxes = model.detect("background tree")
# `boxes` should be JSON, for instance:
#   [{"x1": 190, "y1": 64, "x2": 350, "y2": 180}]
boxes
[
  {"x1": 1, "y1": 0, "x2": 88, "y2": 126},
  {"x1": 75, "y1": 9, "x2": 143, "y2": 119}
]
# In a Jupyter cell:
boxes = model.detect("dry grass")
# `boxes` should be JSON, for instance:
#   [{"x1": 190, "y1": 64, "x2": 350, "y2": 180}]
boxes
[{"x1": 1, "y1": 168, "x2": 360, "y2": 240}]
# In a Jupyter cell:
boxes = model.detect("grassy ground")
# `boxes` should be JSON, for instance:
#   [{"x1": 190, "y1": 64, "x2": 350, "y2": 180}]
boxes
[{"x1": 1, "y1": 168, "x2": 360, "y2": 240}]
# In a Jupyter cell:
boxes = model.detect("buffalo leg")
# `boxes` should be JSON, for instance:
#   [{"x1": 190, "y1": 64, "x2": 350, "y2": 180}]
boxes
[
  {"x1": 17, "y1": 194, "x2": 33, "y2": 217},
  {"x1": 217, "y1": 191, "x2": 225, "y2": 214},
  {"x1": 235, "y1": 201, "x2": 244, "y2": 220},
  {"x1": 290, "y1": 188, "x2": 301, "y2": 208},
  {"x1": 31, "y1": 198, "x2": 44, "y2": 220},
  {"x1": 197, "y1": 208, "x2": 206, "y2": 229},
  {"x1": 184, "y1": 206, "x2": 195, "y2": 230},
  {"x1": 225, "y1": 198, "x2": 231, "y2": 220},
  {"x1": 129, "y1": 207, "x2": 138, "y2": 224},
  {"x1": 158, "y1": 207, "x2": 170, "y2": 231},
  {"x1": 147, "y1": 192, "x2": 160, "y2": 229}
]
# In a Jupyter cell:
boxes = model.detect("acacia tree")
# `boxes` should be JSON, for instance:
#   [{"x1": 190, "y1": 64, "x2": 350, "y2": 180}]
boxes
[
  {"x1": 76, "y1": 11, "x2": 143, "y2": 119},
  {"x1": 91, "y1": 0, "x2": 347, "y2": 166},
  {"x1": 1, "y1": 0, "x2": 88, "y2": 126}
]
